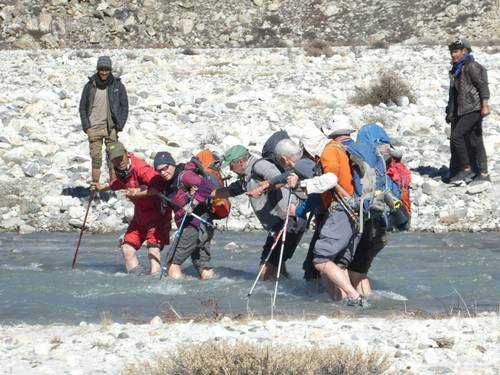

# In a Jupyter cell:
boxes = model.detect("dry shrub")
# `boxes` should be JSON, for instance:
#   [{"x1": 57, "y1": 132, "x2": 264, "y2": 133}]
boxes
[
  {"x1": 124, "y1": 340, "x2": 389, "y2": 375},
  {"x1": 304, "y1": 39, "x2": 334, "y2": 58},
  {"x1": 351, "y1": 70, "x2": 415, "y2": 106},
  {"x1": 368, "y1": 40, "x2": 388, "y2": 49}
]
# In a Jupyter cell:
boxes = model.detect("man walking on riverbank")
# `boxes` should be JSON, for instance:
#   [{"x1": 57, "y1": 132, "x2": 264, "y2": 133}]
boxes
[
  {"x1": 79, "y1": 56, "x2": 129, "y2": 183},
  {"x1": 90, "y1": 142, "x2": 171, "y2": 275},
  {"x1": 445, "y1": 39, "x2": 491, "y2": 185}
]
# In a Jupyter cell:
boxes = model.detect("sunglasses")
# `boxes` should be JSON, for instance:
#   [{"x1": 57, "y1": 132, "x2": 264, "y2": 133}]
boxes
[{"x1": 156, "y1": 165, "x2": 170, "y2": 174}]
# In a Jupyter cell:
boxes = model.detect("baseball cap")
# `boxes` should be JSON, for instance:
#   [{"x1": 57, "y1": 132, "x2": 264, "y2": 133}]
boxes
[
  {"x1": 221, "y1": 145, "x2": 249, "y2": 168},
  {"x1": 106, "y1": 141, "x2": 126, "y2": 160}
]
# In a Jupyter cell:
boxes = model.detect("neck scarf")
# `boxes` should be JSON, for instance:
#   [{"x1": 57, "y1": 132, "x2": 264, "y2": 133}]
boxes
[
  {"x1": 451, "y1": 54, "x2": 474, "y2": 77},
  {"x1": 94, "y1": 73, "x2": 114, "y2": 90}
]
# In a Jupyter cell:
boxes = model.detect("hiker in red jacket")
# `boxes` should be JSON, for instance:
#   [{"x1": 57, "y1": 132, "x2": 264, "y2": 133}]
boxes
[{"x1": 91, "y1": 142, "x2": 172, "y2": 275}]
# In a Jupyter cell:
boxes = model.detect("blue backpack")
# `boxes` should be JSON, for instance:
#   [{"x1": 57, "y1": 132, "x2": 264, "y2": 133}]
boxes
[
  {"x1": 326, "y1": 140, "x2": 379, "y2": 233},
  {"x1": 357, "y1": 123, "x2": 403, "y2": 199},
  {"x1": 357, "y1": 123, "x2": 411, "y2": 231},
  {"x1": 357, "y1": 123, "x2": 392, "y2": 145}
]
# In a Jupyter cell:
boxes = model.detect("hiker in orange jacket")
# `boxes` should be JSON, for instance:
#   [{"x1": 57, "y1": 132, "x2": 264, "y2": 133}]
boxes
[{"x1": 298, "y1": 125, "x2": 363, "y2": 306}]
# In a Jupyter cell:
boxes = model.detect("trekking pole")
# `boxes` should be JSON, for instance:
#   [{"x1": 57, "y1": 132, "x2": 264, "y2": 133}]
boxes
[
  {"x1": 71, "y1": 191, "x2": 95, "y2": 270},
  {"x1": 160, "y1": 196, "x2": 194, "y2": 280},
  {"x1": 333, "y1": 188, "x2": 363, "y2": 234},
  {"x1": 272, "y1": 190, "x2": 293, "y2": 313},
  {"x1": 246, "y1": 227, "x2": 285, "y2": 300},
  {"x1": 158, "y1": 193, "x2": 217, "y2": 230}
]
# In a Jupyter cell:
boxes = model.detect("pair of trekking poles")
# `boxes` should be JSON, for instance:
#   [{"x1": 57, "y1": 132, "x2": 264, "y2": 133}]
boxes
[
  {"x1": 247, "y1": 190, "x2": 293, "y2": 313},
  {"x1": 70, "y1": 187, "x2": 292, "y2": 312}
]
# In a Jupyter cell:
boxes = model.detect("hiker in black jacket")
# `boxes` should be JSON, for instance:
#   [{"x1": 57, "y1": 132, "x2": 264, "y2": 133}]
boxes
[
  {"x1": 445, "y1": 39, "x2": 491, "y2": 185},
  {"x1": 79, "y1": 56, "x2": 129, "y2": 183}
]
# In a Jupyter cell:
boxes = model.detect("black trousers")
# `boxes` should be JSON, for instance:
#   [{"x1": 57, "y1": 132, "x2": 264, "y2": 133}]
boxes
[{"x1": 450, "y1": 111, "x2": 488, "y2": 174}]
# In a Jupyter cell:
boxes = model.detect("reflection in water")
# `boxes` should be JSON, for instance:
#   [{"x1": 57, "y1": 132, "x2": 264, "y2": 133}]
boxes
[{"x1": 0, "y1": 231, "x2": 499, "y2": 324}]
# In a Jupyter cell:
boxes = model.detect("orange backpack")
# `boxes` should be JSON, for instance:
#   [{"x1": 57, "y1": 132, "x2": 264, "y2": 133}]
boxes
[{"x1": 191, "y1": 149, "x2": 231, "y2": 220}]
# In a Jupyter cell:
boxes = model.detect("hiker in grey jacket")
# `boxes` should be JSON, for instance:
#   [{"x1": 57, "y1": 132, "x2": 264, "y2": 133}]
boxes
[
  {"x1": 445, "y1": 39, "x2": 490, "y2": 185},
  {"x1": 79, "y1": 56, "x2": 129, "y2": 183},
  {"x1": 213, "y1": 145, "x2": 306, "y2": 280}
]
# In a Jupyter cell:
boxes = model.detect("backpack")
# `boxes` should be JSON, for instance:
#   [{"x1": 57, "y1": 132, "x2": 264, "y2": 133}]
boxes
[
  {"x1": 325, "y1": 142, "x2": 378, "y2": 233},
  {"x1": 358, "y1": 123, "x2": 411, "y2": 230},
  {"x1": 185, "y1": 149, "x2": 231, "y2": 220},
  {"x1": 387, "y1": 160, "x2": 412, "y2": 215},
  {"x1": 261, "y1": 130, "x2": 290, "y2": 168}
]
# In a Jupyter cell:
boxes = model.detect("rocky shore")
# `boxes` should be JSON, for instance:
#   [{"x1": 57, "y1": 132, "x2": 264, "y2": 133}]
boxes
[
  {"x1": 0, "y1": 314, "x2": 498, "y2": 374},
  {"x1": 0, "y1": 46, "x2": 498, "y2": 233},
  {"x1": 1, "y1": 0, "x2": 500, "y2": 50}
]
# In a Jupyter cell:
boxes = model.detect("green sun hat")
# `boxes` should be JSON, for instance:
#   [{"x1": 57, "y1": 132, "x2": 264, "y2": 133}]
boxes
[
  {"x1": 221, "y1": 145, "x2": 249, "y2": 168},
  {"x1": 106, "y1": 141, "x2": 127, "y2": 160}
]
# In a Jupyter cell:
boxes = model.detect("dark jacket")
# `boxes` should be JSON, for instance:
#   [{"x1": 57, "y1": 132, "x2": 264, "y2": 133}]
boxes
[
  {"x1": 79, "y1": 74, "x2": 129, "y2": 132},
  {"x1": 446, "y1": 59, "x2": 489, "y2": 123}
]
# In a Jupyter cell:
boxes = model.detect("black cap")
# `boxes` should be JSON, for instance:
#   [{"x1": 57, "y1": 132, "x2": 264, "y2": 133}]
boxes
[{"x1": 448, "y1": 38, "x2": 472, "y2": 52}]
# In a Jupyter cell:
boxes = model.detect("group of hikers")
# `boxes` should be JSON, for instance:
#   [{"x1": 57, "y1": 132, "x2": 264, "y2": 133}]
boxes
[{"x1": 79, "y1": 37, "x2": 490, "y2": 305}]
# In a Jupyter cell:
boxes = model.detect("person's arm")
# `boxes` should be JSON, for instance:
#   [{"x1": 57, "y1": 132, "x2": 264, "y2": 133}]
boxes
[
  {"x1": 469, "y1": 63, "x2": 490, "y2": 117},
  {"x1": 294, "y1": 194, "x2": 323, "y2": 218},
  {"x1": 79, "y1": 84, "x2": 91, "y2": 133},
  {"x1": 125, "y1": 186, "x2": 160, "y2": 199},
  {"x1": 299, "y1": 173, "x2": 338, "y2": 194},
  {"x1": 180, "y1": 171, "x2": 214, "y2": 205},
  {"x1": 116, "y1": 81, "x2": 129, "y2": 131},
  {"x1": 213, "y1": 180, "x2": 245, "y2": 198},
  {"x1": 91, "y1": 181, "x2": 115, "y2": 193}
]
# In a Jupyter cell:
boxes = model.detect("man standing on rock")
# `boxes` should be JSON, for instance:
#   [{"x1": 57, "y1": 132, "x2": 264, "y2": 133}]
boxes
[
  {"x1": 91, "y1": 142, "x2": 171, "y2": 275},
  {"x1": 445, "y1": 39, "x2": 490, "y2": 185},
  {"x1": 79, "y1": 56, "x2": 129, "y2": 183}
]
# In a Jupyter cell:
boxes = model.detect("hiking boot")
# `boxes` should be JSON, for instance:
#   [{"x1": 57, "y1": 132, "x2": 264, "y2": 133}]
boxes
[
  {"x1": 470, "y1": 173, "x2": 491, "y2": 186},
  {"x1": 344, "y1": 297, "x2": 368, "y2": 308},
  {"x1": 449, "y1": 170, "x2": 475, "y2": 185}
]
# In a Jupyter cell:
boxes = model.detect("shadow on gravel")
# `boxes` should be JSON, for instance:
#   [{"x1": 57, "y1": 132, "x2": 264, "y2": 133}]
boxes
[
  {"x1": 61, "y1": 186, "x2": 111, "y2": 201},
  {"x1": 411, "y1": 165, "x2": 450, "y2": 182}
]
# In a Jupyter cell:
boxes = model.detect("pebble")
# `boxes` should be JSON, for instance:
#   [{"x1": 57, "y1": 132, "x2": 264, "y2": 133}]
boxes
[{"x1": 0, "y1": 47, "x2": 498, "y2": 234}]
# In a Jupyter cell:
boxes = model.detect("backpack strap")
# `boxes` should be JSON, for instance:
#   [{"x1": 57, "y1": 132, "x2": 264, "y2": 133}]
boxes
[{"x1": 250, "y1": 158, "x2": 267, "y2": 182}]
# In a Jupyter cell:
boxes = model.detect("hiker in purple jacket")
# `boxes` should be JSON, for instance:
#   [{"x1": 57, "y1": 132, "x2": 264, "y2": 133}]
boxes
[{"x1": 153, "y1": 151, "x2": 216, "y2": 280}]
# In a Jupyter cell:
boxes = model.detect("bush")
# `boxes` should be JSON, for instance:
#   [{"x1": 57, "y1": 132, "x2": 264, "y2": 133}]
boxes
[
  {"x1": 304, "y1": 39, "x2": 334, "y2": 58},
  {"x1": 124, "y1": 340, "x2": 389, "y2": 375},
  {"x1": 351, "y1": 70, "x2": 415, "y2": 106}
]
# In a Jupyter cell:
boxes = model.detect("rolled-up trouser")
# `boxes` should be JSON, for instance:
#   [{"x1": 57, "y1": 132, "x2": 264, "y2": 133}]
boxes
[
  {"x1": 348, "y1": 216, "x2": 389, "y2": 274},
  {"x1": 171, "y1": 224, "x2": 214, "y2": 272},
  {"x1": 261, "y1": 216, "x2": 307, "y2": 267},
  {"x1": 313, "y1": 210, "x2": 359, "y2": 268},
  {"x1": 87, "y1": 127, "x2": 118, "y2": 169}
]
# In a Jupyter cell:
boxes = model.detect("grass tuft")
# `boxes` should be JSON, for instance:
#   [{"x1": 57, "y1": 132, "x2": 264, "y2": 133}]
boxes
[
  {"x1": 124, "y1": 340, "x2": 389, "y2": 375},
  {"x1": 304, "y1": 39, "x2": 334, "y2": 58},
  {"x1": 351, "y1": 70, "x2": 415, "y2": 106}
]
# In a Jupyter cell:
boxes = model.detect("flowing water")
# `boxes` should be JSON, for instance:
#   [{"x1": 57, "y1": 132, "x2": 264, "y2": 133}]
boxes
[{"x1": 0, "y1": 231, "x2": 499, "y2": 324}]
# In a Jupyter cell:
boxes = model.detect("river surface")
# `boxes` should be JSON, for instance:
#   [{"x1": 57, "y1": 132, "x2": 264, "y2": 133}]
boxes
[{"x1": 0, "y1": 231, "x2": 499, "y2": 324}]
